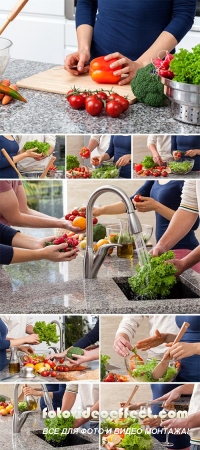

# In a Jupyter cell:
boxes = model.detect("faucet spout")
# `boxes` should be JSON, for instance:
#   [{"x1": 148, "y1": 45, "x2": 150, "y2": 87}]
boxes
[
  {"x1": 50, "y1": 320, "x2": 65, "y2": 353},
  {"x1": 41, "y1": 384, "x2": 54, "y2": 412},
  {"x1": 83, "y1": 185, "x2": 142, "y2": 279},
  {"x1": 13, "y1": 384, "x2": 35, "y2": 434}
]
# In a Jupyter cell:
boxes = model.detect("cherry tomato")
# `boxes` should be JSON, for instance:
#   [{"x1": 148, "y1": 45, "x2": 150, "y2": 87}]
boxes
[
  {"x1": 85, "y1": 97, "x2": 103, "y2": 116},
  {"x1": 41, "y1": 370, "x2": 49, "y2": 377},
  {"x1": 69, "y1": 215, "x2": 76, "y2": 221},
  {"x1": 96, "y1": 91, "x2": 108, "y2": 101},
  {"x1": 144, "y1": 170, "x2": 150, "y2": 176},
  {"x1": 107, "y1": 93, "x2": 120, "y2": 101},
  {"x1": 71, "y1": 209, "x2": 79, "y2": 216},
  {"x1": 59, "y1": 358, "x2": 65, "y2": 364},
  {"x1": 69, "y1": 94, "x2": 85, "y2": 109},
  {"x1": 104, "y1": 374, "x2": 116, "y2": 382},
  {"x1": 50, "y1": 371, "x2": 57, "y2": 377},
  {"x1": 78, "y1": 211, "x2": 86, "y2": 218},
  {"x1": 81, "y1": 92, "x2": 89, "y2": 104},
  {"x1": 63, "y1": 366, "x2": 69, "y2": 372},
  {"x1": 66, "y1": 89, "x2": 75, "y2": 102},
  {"x1": 134, "y1": 195, "x2": 141, "y2": 202},
  {"x1": 162, "y1": 171, "x2": 168, "y2": 177},
  {"x1": 105, "y1": 100, "x2": 123, "y2": 118},
  {"x1": 93, "y1": 217, "x2": 98, "y2": 225},
  {"x1": 114, "y1": 95, "x2": 129, "y2": 112}
]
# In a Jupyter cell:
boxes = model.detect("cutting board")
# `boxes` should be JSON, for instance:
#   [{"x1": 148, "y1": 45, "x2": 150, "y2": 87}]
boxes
[{"x1": 17, "y1": 66, "x2": 137, "y2": 104}]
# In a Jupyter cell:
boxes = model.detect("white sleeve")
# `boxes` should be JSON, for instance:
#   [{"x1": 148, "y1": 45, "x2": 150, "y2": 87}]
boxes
[
  {"x1": 147, "y1": 135, "x2": 157, "y2": 148},
  {"x1": 26, "y1": 316, "x2": 34, "y2": 326},
  {"x1": 45, "y1": 135, "x2": 56, "y2": 148},
  {"x1": 179, "y1": 180, "x2": 198, "y2": 214},
  {"x1": 90, "y1": 135, "x2": 102, "y2": 144},
  {"x1": 115, "y1": 315, "x2": 144, "y2": 341}
]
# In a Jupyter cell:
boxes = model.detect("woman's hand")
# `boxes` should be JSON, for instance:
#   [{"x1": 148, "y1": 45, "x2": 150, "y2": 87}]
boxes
[
  {"x1": 152, "y1": 153, "x2": 164, "y2": 165},
  {"x1": 64, "y1": 51, "x2": 90, "y2": 75},
  {"x1": 152, "y1": 385, "x2": 184, "y2": 408},
  {"x1": 115, "y1": 154, "x2": 131, "y2": 167},
  {"x1": 185, "y1": 149, "x2": 200, "y2": 157},
  {"x1": 79, "y1": 206, "x2": 102, "y2": 217},
  {"x1": 113, "y1": 335, "x2": 133, "y2": 357},
  {"x1": 166, "y1": 342, "x2": 200, "y2": 360},
  {"x1": 163, "y1": 258, "x2": 185, "y2": 276},
  {"x1": 66, "y1": 348, "x2": 99, "y2": 366},
  {"x1": 17, "y1": 345, "x2": 35, "y2": 354},
  {"x1": 43, "y1": 244, "x2": 79, "y2": 262},
  {"x1": 91, "y1": 154, "x2": 109, "y2": 166},
  {"x1": 172, "y1": 151, "x2": 182, "y2": 160},
  {"x1": 133, "y1": 196, "x2": 158, "y2": 213},
  {"x1": 161, "y1": 417, "x2": 189, "y2": 431},
  {"x1": 136, "y1": 330, "x2": 166, "y2": 351},
  {"x1": 142, "y1": 417, "x2": 161, "y2": 428},
  {"x1": 22, "y1": 386, "x2": 36, "y2": 397},
  {"x1": 104, "y1": 53, "x2": 144, "y2": 85},
  {"x1": 48, "y1": 351, "x2": 67, "y2": 360},
  {"x1": 25, "y1": 150, "x2": 44, "y2": 160},
  {"x1": 25, "y1": 334, "x2": 40, "y2": 345}
]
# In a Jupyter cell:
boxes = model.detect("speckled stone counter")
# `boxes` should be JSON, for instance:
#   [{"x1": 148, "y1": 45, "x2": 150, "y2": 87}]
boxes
[
  {"x1": 1, "y1": 59, "x2": 200, "y2": 134},
  {"x1": 133, "y1": 170, "x2": 200, "y2": 179},
  {"x1": 1, "y1": 228, "x2": 200, "y2": 314},
  {"x1": 0, "y1": 412, "x2": 98, "y2": 450}
]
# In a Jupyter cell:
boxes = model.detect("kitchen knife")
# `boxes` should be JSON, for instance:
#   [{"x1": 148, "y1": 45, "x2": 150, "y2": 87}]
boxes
[{"x1": 0, "y1": 0, "x2": 29, "y2": 35}]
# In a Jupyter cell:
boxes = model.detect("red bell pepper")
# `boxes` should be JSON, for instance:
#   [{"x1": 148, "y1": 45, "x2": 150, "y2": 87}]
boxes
[
  {"x1": 79, "y1": 147, "x2": 90, "y2": 159},
  {"x1": 89, "y1": 56, "x2": 122, "y2": 84},
  {"x1": 135, "y1": 163, "x2": 143, "y2": 173}
]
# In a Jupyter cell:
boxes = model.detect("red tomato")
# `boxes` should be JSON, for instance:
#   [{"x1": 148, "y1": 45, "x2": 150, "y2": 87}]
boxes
[
  {"x1": 134, "y1": 195, "x2": 141, "y2": 202},
  {"x1": 162, "y1": 171, "x2": 168, "y2": 177},
  {"x1": 50, "y1": 371, "x2": 57, "y2": 377},
  {"x1": 78, "y1": 211, "x2": 86, "y2": 218},
  {"x1": 69, "y1": 94, "x2": 85, "y2": 109},
  {"x1": 114, "y1": 96, "x2": 129, "y2": 112},
  {"x1": 89, "y1": 56, "x2": 122, "y2": 84},
  {"x1": 63, "y1": 366, "x2": 69, "y2": 372},
  {"x1": 69, "y1": 215, "x2": 76, "y2": 221},
  {"x1": 80, "y1": 167, "x2": 85, "y2": 172},
  {"x1": 59, "y1": 358, "x2": 65, "y2": 364},
  {"x1": 81, "y1": 92, "x2": 89, "y2": 104},
  {"x1": 66, "y1": 89, "x2": 75, "y2": 102},
  {"x1": 85, "y1": 97, "x2": 103, "y2": 116},
  {"x1": 134, "y1": 163, "x2": 143, "y2": 173},
  {"x1": 105, "y1": 100, "x2": 123, "y2": 118},
  {"x1": 45, "y1": 359, "x2": 56, "y2": 369},
  {"x1": 107, "y1": 93, "x2": 120, "y2": 101},
  {"x1": 96, "y1": 91, "x2": 108, "y2": 101},
  {"x1": 144, "y1": 170, "x2": 150, "y2": 176},
  {"x1": 153, "y1": 172, "x2": 160, "y2": 177},
  {"x1": 41, "y1": 370, "x2": 49, "y2": 377},
  {"x1": 93, "y1": 217, "x2": 98, "y2": 225},
  {"x1": 104, "y1": 374, "x2": 116, "y2": 382},
  {"x1": 71, "y1": 209, "x2": 79, "y2": 216}
]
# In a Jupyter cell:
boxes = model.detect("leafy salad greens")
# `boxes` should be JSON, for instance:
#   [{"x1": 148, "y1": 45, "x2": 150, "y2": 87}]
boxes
[
  {"x1": 128, "y1": 251, "x2": 178, "y2": 299},
  {"x1": 101, "y1": 418, "x2": 153, "y2": 450},
  {"x1": 92, "y1": 165, "x2": 120, "y2": 179},
  {"x1": 101, "y1": 354, "x2": 110, "y2": 380},
  {"x1": 141, "y1": 156, "x2": 156, "y2": 169},
  {"x1": 23, "y1": 140, "x2": 50, "y2": 156},
  {"x1": 168, "y1": 160, "x2": 194, "y2": 174},
  {"x1": 169, "y1": 44, "x2": 200, "y2": 84},
  {"x1": 130, "y1": 358, "x2": 178, "y2": 382},
  {"x1": 44, "y1": 413, "x2": 75, "y2": 443},
  {"x1": 33, "y1": 321, "x2": 59, "y2": 346}
]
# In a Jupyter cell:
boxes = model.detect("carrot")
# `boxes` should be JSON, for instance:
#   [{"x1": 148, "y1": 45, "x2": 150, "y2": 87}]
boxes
[
  {"x1": 0, "y1": 83, "x2": 27, "y2": 103},
  {"x1": 67, "y1": 231, "x2": 75, "y2": 237},
  {"x1": 2, "y1": 84, "x2": 18, "y2": 105},
  {"x1": 0, "y1": 79, "x2": 10, "y2": 100}
]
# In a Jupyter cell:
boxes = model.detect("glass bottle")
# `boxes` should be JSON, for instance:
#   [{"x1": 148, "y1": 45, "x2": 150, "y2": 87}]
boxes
[
  {"x1": 25, "y1": 394, "x2": 37, "y2": 410},
  {"x1": 117, "y1": 219, "x2": 134, "y2": 259},
  {"x1": 9, "y1": 347, "x2": 20, "y2": 373}
]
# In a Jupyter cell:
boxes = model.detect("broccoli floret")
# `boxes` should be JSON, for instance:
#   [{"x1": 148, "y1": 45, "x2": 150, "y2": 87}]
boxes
[
  {"x1": 93, "y1": 223, "x2": 106, "y2": 242},
  {"x1": 131, "y1": 63, "x2": 166, "y2": 107}
]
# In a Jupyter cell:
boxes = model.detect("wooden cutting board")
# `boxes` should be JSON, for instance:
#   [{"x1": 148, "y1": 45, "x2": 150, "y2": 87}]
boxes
[{"x1": 17, "y1": 66, "x2": 137, "y2": 104}]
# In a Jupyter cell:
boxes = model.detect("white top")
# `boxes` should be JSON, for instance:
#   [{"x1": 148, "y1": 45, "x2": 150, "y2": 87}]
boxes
[
  {"x1": 180, "y1": 180, "x2": 199, "y2": 214},
  {"x1": 65, "y1": 384, "x2": 99, "y2": 413},
  {"x1": 1, "y1": 315, "x2": 33, "y2": 338},
  {"x1": 147, "y1": 134, "x2": 171, "y2": 160},
  {"x1": 14, "y1": 134, "x2": 56, "y2": 171},
  {"x1": 188, "y1": 384, "x2": 200, "y2": 445},
  {"x1": 90, "y1": 135, "x2": 111, "y2": 157},
  {"x1": 116, "y1": 315, "x2": 179, "y2": 358}
]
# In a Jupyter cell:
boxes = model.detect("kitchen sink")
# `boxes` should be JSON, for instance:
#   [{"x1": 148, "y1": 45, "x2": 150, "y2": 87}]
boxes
[
  {"x1": 113, "y1": 277, "x2": 199, "y2": 300},
  {"x1": 32, "y1": 431, "x2": 94, "y2": 447}
]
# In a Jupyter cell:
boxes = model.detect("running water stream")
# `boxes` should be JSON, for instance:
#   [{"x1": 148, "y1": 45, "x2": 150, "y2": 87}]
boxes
[{"x1": 134, "y1": 232, "x2": 150, "y2": 266}]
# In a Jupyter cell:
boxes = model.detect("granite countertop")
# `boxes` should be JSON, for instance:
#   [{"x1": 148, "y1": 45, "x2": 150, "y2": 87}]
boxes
[
  {"x1": 0, "y1": 412, "x2": 98, "y2": 450},
  {"x1": 1, "y1": 228, "x2": 200, "y2": 314},
  {"x1": 133, "y1": 170, "x2": 200, "y2": 179},
  {"x1": 1, "y1": 59, "x2": 200, "y2": 134}
]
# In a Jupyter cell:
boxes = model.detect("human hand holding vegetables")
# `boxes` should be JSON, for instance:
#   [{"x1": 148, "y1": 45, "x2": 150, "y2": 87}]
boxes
[
  {"x1": 17, "y1": 345, "x2": 35, "y2": 354},
  {"x1": 66, "y1": 348, "x2": 99, "y2": 366},
  {"x1": 64, "y1": 50, "x2": 90, "y2": 75},
  {"x1": 115, "y1": 154, "x2": 131, "y2": 167},
  {"x1": 104, "y1": 53, "x2": 144, "y2": 85},
  {"x1": 136, "y1": 330, "x2": 166, "y2": 351},
  {"x1": 113, "y1": 334, "x2": 133, "y2": 357},
  {"x1": 91, "y1": 153, "x2": 109, "y2": 166},
  {"x1": 133, "y1": 196, "x2": 159, "y2": 213}
]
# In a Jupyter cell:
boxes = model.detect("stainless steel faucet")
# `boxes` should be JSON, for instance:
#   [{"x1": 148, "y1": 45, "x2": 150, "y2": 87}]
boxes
[
  {"x1": 13, "y1": 383, "x2": 54, "y2": 433},
  {"x1": 13, "y1": 383, "x2": 36, "y2": 433},
  {"x1": 50, "y1": 320, "x2": 65, "y2": 353},
  {"x1": 83, "y1": 185, "x2": 142, "y2": 278}
]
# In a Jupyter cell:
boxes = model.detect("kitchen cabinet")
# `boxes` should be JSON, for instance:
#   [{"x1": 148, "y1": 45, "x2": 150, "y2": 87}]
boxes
[{"x1": 177, "y1": 17, "x2": 200, "y2": 51}]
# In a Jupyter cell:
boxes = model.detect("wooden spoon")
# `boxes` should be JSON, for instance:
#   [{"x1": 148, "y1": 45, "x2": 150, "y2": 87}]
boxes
[
  {"x1": 1, "y1": 148, "x2": 22, "y2": 178},
  {"x1": 121, "y1": 385, "x2": 139, "y2": 417},
  {"x1": 40, "y1": 156, "x2": 56, "y2": 179},
  {"x1": 152, "y1": 321, "x2": 190, "y2": 380},
  {"x1": 0, "y1": 0, "x2": 29, "y2": 35}
]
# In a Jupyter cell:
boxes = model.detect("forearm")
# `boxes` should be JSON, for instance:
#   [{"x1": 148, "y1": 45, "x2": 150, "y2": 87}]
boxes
[
  {"x1": 187, "y1": 411, "x2": 200, "y2": 429},
  {"x1": 99, "y1": 201, "x2": 126, "y2": 215},
  {"x1": 137, "y1": 31, "x2": 177, "y2": 67},
  {"x1": 9, "y1": 211, "x2": 63, "y2": 228},
  {"x1": 149, "y1": 144, "x2": 159, "y2": 157},
  {"x1": 77, "y1": 25, "x2": 93, "y2": 52},
  {"x1": 157, "y1": 209, "x2": 198, "y2": 251},
  {"x1": 115, "y1": 332, "x2": 130, "y2": 342},
  {"x1": 178, "y1": 246, "x2": 200, "y2": 272},
  {"x1": 13, "y1": 153, "x2": 27, "y2": 164},
  {"x1": 8, "y1": 337, "x2": 29, "y2": 346},
  {"x1": 26, "y1": 325, "x2": 34, "y2": 334},
  {"x1": 11, "y1": 247, "x2": 45, "y2": 264},
  {"x1": 61, "y1": 392, "x2": 76, "y2": 413},
  {"x1": 154, "y1": 203, "x2": 175, "y2": 221}
]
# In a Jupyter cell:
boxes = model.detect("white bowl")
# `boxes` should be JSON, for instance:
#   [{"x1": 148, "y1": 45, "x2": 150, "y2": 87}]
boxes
[{"x1": 0, "y1": 37, "x2": 12, "y2": 77}]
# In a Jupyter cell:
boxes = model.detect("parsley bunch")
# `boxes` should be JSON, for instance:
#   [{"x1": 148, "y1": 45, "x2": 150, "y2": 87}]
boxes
[
  {"x1": 128, "y1": 251, "x2": 178, "y2": 299},
  {"x1": 169, "y1": 44, "x2": 200, "y2": 84},
  {"x1": 33, "y1": 321, "x2": 59, "y2": 346}
]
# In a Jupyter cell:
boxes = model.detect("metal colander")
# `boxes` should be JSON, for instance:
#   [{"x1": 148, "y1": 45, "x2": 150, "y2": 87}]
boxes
[{"x1": 160, "y1": 76, "x2": 200, "y2": 125}]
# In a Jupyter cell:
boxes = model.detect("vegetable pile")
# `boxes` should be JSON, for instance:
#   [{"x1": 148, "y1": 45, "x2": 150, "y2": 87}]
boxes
[
  {"x1": 0, "y1": 400, "x2": 14, "y2": 416},
  {"x1": 129, "y1": 358, "x2": 179, "y2": 382},
  {"x1": 65, "y1": 208, "x2": 97, "y2": 226},
  {"x1": 169, "y1": 44, "x2": 200, "y2": 84},
  {"x1": 168, "y1": 160, "x2": 194, "y2": 174},
  {"x1": 131, "y1": 63, "x2": 166, "y2": 107},
  {"x1": 103, "y1": 372, "x2": 128, "y2": 382},
  {"x1": 66, "y1": 87, "x2": 129, "y2": 118},
  {"x1": 66, "y1": 166, "x2": 92, "y2": 179},
  {"x1": 0, "y1": 78, "x2": 27, "y2": 104},
  {"x1": 91, "y1": 164, "x2": 120, "y2": 179},
  {"x1": 23, "y1": 140, "x2": 50, "y2": 156},
  {"x1": 101, "y1": 417, "x2": 153, "y2": 450},
  {"x1": 128, "y1": 251, "x2": 178, "y2": 299},
  {"x1": 66, "y1": 155, "x2": 80, "y2": 171},
  {"x1": 44, "y1": 234, "x2": 79, "y2": 252},
  {"x1": 33, "y1": 321, "x2": 59, "y2": 346},
  {"x1": 135, "y1": 156, "x2": 168, "y2": 177},
  {"x1": 44, "y1": 413, "x2": 75, "y2": 444}
]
